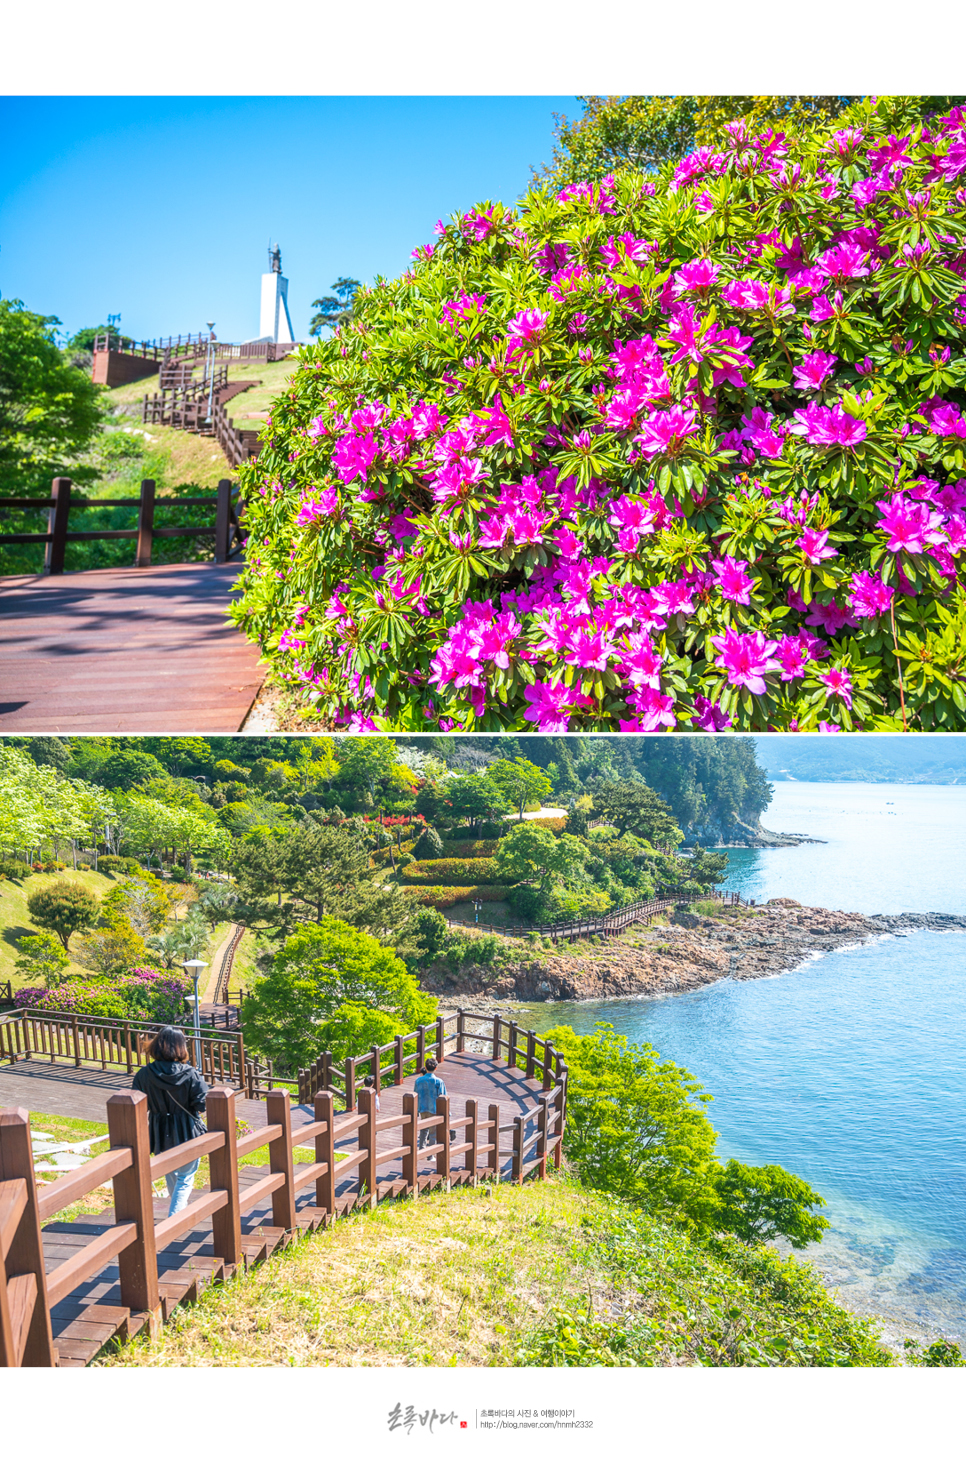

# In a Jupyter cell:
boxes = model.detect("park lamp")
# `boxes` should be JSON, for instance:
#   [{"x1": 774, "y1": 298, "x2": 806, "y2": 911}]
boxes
[{"x1": 181, "y1": 958, "x2": 207, "y2": 1048}]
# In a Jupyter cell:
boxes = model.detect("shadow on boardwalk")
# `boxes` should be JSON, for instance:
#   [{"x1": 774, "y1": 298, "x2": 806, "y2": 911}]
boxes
[{"x1": 0, "y1": 563, "x2": 263, "y2": 733}]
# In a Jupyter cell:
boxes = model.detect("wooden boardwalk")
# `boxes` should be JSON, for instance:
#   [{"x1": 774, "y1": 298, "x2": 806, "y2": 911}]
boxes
[
  {"x1": 0, "y1": 563, "x2": 263, "y2": 733},
  {"x1": 1, "y1": 1044, "x2": 565, "y2": 1367}
]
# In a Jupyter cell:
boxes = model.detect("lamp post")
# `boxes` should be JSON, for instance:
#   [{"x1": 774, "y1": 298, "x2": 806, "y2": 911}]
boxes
[
  {"x1": 205, "y1": 322, "x2": 216, "y2": 424},
  {"x1": 181, "y1": 957, "x2": 207, "y2": 1056}
]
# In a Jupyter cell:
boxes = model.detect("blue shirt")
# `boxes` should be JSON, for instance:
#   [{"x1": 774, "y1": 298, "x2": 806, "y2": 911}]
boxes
[{"x1": 414, "y1": 1073, "x2": 447, "y2": 1112}]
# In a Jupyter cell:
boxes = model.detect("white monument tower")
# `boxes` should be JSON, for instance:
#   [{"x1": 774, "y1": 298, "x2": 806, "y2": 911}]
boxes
[{"x1": 259, "y1": 242, "x2": 296, "y2": 344}]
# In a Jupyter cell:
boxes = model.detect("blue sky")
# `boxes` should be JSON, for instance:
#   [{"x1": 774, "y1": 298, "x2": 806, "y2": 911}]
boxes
[{"x1": 0, "y1": 96, "x2": 577, "y2": 344}]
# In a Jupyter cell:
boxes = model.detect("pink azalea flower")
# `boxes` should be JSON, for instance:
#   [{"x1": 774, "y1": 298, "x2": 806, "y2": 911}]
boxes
[
  {"x1": 626, "y1": 686, "x2": 677, "y2": 730},
  {"x1": 818, "y1": 721, "x2": 842, "y2": 733},
  {"x1": 691, "y1": 695, "x2": 732, "y2": 730},
  {"x1": 790, "y1": 402, "x2": 867, "y2": 448},
  {"x1": 672, "y1": 258, "x2": 720, "y2": 297},
  {"x1": 710, "y1": 627, "x2": 778, "y2": 694},
  {"x1": 635, "y1": 405, "x2": 699, "y2": 457},
  {"x1": 773, "y1": 635, "x2": 809, "y2": 681},
  {"x1": 506, "y1": 308, "x2": 549, "y2": 348},
  {"x1": 819, "y1": 667, "x2": 853, "y2": 708},
  {"x1": 848, "y1": 571, "x2": 894, "y2": 618},
  {"x1": 711, "y1": 555, "x2": 755, "y2": 604},
  {"x1": 875, "y1": 492, "x2": 945, "y2": 553},
  {"x1": 805, "y1": 598, "x2": 860, "y2": 636},
  {"x1": 796, "y1": 527, "x2": 837, "y2": 564},
  {"x1": 919, "y1": 397, "x2": 966, "y2": 439},
  {"x1": 792, "y1": 351, "x2": 838, "y2": 391}
]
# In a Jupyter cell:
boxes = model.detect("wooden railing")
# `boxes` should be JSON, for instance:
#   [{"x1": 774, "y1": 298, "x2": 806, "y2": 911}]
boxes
[
  {"x1": 0, "y1": 1008, "x2": 247, "y2": 1091},
  {"x1": 0, "y1": 476, "x2": 244, "y2": 574},
  {"x1": 93, "y1": 332, "x2": 212, "y2": 361},
  {"x1": 295, "y1": 1009, "x2": 567, "y2": 1111},
  {"x1": 0, "y1": 1072, "x2": 565, "y2": 1365},
  {"x1": 444, "y1": 887, "x2": 745, "y2": 942}
]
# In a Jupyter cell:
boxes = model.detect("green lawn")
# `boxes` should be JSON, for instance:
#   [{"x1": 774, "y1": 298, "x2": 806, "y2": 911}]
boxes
[{"x1": 0, "y1": 872, "x2": 118, "y2": 994}]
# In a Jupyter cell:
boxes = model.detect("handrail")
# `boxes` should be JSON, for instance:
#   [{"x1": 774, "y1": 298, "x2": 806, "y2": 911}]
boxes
[
  {"x1": 441, "y1": 886, "x2": 745, "y2": 942},
  {"x1": 0, "y1": 475, "x2": 244, "y2": 573}
]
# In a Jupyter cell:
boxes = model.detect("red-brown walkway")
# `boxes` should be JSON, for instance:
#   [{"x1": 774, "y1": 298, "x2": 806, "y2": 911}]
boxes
[
  {"x1": 0, "y1": 563, "x2": 263, "y2": 733},
  {"x1": 29, "y1": 1053, "x2": 549, "y2": 1366}
]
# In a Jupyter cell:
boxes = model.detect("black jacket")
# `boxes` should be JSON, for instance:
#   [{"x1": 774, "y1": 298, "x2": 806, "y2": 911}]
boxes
[{"x1": 131, "y1": 1059, "x2": 209, "y2": 1155}]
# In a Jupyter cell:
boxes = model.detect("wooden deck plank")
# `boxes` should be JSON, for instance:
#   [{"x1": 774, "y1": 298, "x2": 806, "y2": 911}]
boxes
[{"x1": 0, "y1": 562, "x2": 264, "y2": 733}]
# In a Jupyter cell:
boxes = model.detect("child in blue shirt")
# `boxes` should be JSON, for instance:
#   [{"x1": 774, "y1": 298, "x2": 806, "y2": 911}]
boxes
[{"x1": 414, "y1": 1057, "x2": 447, "y2": 1149}]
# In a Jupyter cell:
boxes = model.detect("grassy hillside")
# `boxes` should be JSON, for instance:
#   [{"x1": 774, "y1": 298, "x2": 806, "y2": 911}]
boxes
[
  {"x1": 101, "y1": 1174, "x2": 892, "y2": 1368},
  {"x1": 0, "y1": 871, "x2": 118, "y2": 992}
]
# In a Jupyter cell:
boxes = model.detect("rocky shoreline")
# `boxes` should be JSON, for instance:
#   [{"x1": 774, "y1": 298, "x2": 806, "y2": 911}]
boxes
[{"x1": 421, "y1": 902, "x2": 966, "y2": 1006}]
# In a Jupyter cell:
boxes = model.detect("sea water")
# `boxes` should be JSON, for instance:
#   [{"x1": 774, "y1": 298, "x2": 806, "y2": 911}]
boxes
[{"x1": 541, "y1": 782, "x2": 966, "y2": 1343}]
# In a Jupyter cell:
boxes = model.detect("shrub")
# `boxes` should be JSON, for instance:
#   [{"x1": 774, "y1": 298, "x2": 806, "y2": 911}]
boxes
[
  {"x1": 438, "y1": 838, "x2": 499, "y2": 858},
  {"x1": 0, "y1": 858, "x2": 31, "y2": 881},
  {"x1": 411, "y1": 825, "x2": 445, "y2": 860},
  {"x1": 401, "y1": 856, "x2": 500, "y2": 884},
  {"x1": 27, "y1": 880, "x2": 101, "y2": 949},
  {"x1": 13, "y1": 966, "x2": 190, "y2": 1023},
  {"x1": 233, "y1": 98, "x2": 966, "y2": 733}
]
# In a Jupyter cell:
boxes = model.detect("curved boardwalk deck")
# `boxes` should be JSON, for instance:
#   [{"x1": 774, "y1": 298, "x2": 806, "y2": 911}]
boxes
[
  {"x1": 0, "y1": 564, "x2": 262, "y2": 733},
  {"x1": 0, "y1": 1046, "x2": 563, "y2": 1367}
]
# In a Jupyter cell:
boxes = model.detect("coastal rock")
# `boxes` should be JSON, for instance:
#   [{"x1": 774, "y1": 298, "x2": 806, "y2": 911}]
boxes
[{"x1": 420, "y1": 904, "x2": 966, "y2": 1004}]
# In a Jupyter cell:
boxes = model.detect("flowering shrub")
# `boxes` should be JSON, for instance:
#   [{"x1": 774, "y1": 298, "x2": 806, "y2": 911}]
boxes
[
  {"x1": 401, "y1": 857, "x2": 500, "y2": 884},
  {"x1": 234, "y1": 98, "x2": 966, "y2": 731},
  {"x1": 14, "y1": 966, "x2": 190, "y2": 1023},
  {"x1": 406, "y1": 885, "x2": 511, "y2": 909}
]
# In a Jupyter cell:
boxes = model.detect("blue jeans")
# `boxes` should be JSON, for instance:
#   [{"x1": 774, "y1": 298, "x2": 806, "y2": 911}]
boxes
[{"x1": 165, "y1": 1159, "x2": 199, "y2": 1216}]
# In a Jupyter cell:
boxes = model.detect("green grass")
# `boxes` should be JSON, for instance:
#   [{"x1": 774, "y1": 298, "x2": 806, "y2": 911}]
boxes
[
  {"x1": 0, "y1": 871, "x2": 118, "y2": 993},
  {"x1": 97, "y1": 1173, "x2": 895, "y2": 1368}
]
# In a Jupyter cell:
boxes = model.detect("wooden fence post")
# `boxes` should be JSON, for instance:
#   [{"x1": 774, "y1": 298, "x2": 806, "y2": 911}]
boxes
[
  {"x1": 525, "y1": 1031, "x2": 537, "y2": 1080},
  {"x1": 106, "y1": 1091, "x2": 160, "y2": 1320},
  {"x1": 402, "y1": 1091, "x2": 418, "y2": 1198},
  {"x1": 456, "y1": 1010, "x2": 465, "y2": 1053},
  {"x1": 44, "y1": 478, "x2": 71, "y2": 576},
  {"x1": 369, "y1": 1044, "x2": 381, "y2": 1092},
  {"x1": 266, "y1": 1090, "x2": 296, "y2": 1232},
  {"x1": 466, "y1": 1098, "x2": 478, "y2": 1184},
  {"x1": 214, "y1": 479, "x2": 233, "y2": 563},
  {"x1": 537, "y1": 1100, "x2": 549, "y2": 1181},
  {"x1": 315, "y1": 1092, "x2": 335, "y2": 1218},
  {"x1": 394, "y1": 1035, "x2": 404, "y2": 1086},
  {"x1": 358, "y1": 1088, "x2": 378, "y2": 1208},
  {"x1": 488, "y1": 1103, "x2": 500, "y2": 1177},
  {"x1": 416, "y1": 1025, "x2": 426, "y2": 1073},
  {"x1": 0, "y1": 1108, "x2": 56, "y2": 1366},
  {"x1": 492, "y1": 1015, "x2": 502, "y2": 1063},
  {"x1": 344, "y1": 1057, "x2": 356, "y2": 1111},
  {"x1": 435, "y1": 1015, "x2": 445, "y2": 1062},
  {"x1": 438, "y1": 1096, "x2": 451, "y2": 1185},
  {"x1": 206, "y1": 1086, "x2": 242, "y2": 1270},
  {"x1": 512, "y1": 1116, "x2": 524, "y2": 1184},
  {"x1": 508, "y1": 1022, "x2": 518, "y2": 1071},
  {"x1": 552, "y1": 1085, "x2": 564, "y2": 1170},
  {"x1": 543, "y1": 1040, "x2": 553, "y2": 1090},
  {"x1": 135, "y1": 479, "x2": 155, "y2": 566}
]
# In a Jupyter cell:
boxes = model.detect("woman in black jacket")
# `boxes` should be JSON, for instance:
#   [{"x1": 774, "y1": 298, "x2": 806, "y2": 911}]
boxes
[{"x1": 132, "y1": 1026, "x2": 209, "y2": 1216}]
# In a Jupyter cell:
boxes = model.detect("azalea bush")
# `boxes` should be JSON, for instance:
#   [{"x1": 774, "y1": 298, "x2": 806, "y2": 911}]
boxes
[
  {"x1": 233, "y1": 97, "x2": 966, "y2": 732},
  {"x1": 13, "y1": 966, "x2": 190, "y2": 1023},
  {"x1": 400, "y1": 856, "x2": 501, "y2": 884},
  {"x1": 406, "y1": 884, "x2": 511, "y2": 909}
]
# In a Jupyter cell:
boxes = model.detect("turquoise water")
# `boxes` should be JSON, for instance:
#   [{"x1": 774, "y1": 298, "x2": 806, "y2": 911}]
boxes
[{"x1": 543, "y1": 782, "x2": 966, "y2": 1342}]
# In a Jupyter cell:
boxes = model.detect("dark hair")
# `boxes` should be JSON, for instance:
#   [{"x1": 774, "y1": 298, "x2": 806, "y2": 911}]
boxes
[
  {"x1": 149, "y1": 1026, "x2": 189, "y2": 1063},
  {"x1": 363, "y1": 1074, "x2": 375, "y2": 1088},
  {"x1": 423, "y1": 1057, "x2": 437, "y2": 1073}
]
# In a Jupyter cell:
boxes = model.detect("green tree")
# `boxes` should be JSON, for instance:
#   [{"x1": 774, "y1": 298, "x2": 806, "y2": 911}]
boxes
[
  {"x1": 140, "y1": 737, "x2": 212, "y2": 777},
  {"x1": 0, "y1": 298, "x2": 104, "y2": 494},
  {"x1": 314, "y1": 1002, "x2": 401, "y2": 1062},
  {"x1": 443, "y1": 772, "x2": 504, "y2": 835},
  {"x1": 240, "y1": 917, "x2": 435, "y2": 1072},
  {"x1": 688, "y1": 845, "x2": 729, "y2": 889},
  {"x1": 309, "y1": 278, "x2": 361, "y2": 337},
  {"x1": 495, "y1": 823, "x2": 587, "y2": 893},
  {"x1": 333, "y1": 735, "x2": 397, "y2": 804},
  {"x1": 591, "y1": 781, "x2": 680, "y2": 847},
  {"x1": 487, "y1": 757, "x2": 553, "y2": 820},
  {"x1": 13, "y1": 932, "x2": 69, "y2": 989},
  {"x1": 73, "y1": 919, "x2": 148, "y2": 977},
  {"x1": 712, "y1": 1160, "x2": 829, "y2": 1248},
  {"x1": 26, "y1": 879, "x2": 101, "y2": 950},
  {"x1": 546, "y1": 1024, "x2": 722, "y2": 1223}
]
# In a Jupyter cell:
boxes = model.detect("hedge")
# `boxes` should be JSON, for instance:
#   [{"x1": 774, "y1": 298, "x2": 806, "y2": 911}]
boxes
[
  {"x1": 439, "y1": 839, "x2": 500, "y2": 858},
  {"x1": 511, "y1": 815, "x2": 568, "y2": 833},
  {"x1": 401, "y1": 857, "x2": 501, "y2": 884}
]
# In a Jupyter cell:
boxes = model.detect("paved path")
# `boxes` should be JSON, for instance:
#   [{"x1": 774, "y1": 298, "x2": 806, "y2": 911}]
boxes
[{"x1": 0, "y1": 563, "x2": 263, "y2": 733}]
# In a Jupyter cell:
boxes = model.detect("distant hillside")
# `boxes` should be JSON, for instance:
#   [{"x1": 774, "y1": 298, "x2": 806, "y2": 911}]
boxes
[{"x1": 753, "y1": 735, "x2": 966, "y2": 785}]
